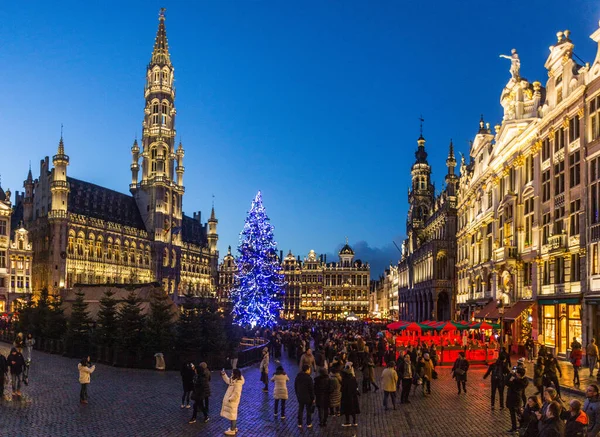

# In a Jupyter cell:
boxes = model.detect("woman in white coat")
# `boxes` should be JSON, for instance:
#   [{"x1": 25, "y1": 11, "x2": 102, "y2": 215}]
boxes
[
  {"x1": 220, "y1": 368, "x2": 245, "y2": 435},
  {"x1": 270, "y1": 365, "x2": 289, "y2": 419}
]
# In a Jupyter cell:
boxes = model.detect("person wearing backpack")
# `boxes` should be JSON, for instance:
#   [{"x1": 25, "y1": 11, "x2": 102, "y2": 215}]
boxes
[{"x1": 483, "y1": 355, "x2": 510, "y2": 409}]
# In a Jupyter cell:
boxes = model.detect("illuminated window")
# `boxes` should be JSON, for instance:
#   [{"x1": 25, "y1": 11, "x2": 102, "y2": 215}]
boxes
[
  {"x1": 569, "y1": 115, "x2": 580, "y2": 142},
  {"x1": 569, "y1": 151, "x2": 580, "y2": 187},
  {"x1": 554, "y1": 159, "x2": 565, "y2": 195},
  {"x1": 0, "y1": 220, "x2": 6, "y2": 236}
]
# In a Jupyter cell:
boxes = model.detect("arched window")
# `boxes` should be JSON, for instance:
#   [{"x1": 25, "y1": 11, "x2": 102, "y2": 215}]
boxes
[
  {"x1": 114, "y1": 239, "x2": 121, "y2": 262},
  {"x1": 68, "y1": 231, "x2": 75, "y2": 255},
  {"x1": 171, "y1": 249, "x2": 176, "y2": 268},
  {"x1": 152, "y1": 102, "x2": 160, "y2": 124},
  {"x1": 151, "y1": 148, "x2": 157, "y2": 173},
  {"x1": 163, "y1": 248, "x2": 169, "y2": 267},
  {"x1": 161, "y1": 102, "x2": 168, "y2": 125}
]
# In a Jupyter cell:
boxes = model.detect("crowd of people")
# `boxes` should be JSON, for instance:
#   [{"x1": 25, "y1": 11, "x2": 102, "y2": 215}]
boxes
[{"x1": 0, "y1": 332, "x2": 34, "y2": 400}]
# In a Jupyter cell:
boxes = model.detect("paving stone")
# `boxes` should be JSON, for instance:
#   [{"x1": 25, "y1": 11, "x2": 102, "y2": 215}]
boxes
[{"x1": 0, "y1": 344, "x2": 585, "y2": 436}]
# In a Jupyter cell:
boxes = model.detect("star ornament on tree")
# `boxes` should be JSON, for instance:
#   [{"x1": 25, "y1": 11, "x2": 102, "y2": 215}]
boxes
[{"x1": 231, "y1": 191, "x2": 285, "y2": 328}]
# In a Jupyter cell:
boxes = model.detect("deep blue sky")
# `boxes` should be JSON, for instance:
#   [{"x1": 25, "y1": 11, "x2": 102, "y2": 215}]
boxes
[{"x1": 2, "y1": 1, "x2": 599, "y2": 277}]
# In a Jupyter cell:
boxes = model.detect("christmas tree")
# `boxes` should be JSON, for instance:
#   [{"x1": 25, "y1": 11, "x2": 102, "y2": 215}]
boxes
[{"x1": 231, "y1": 191, "x2": 284, "y2": 328}]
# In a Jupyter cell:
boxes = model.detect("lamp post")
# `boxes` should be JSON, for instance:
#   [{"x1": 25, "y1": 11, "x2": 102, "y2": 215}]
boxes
[{"x1": 497, "y1": 299, "x2": 505, "y2": 347}]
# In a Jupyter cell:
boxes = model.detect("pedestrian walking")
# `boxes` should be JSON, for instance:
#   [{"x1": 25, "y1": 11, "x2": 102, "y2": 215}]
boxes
[
  {"x1": 544, "y1": 352, "x2": 563, "y2": 398},
  {"x1": 271, "y1": 365, "x2": 289, "y2": 419},
  {"x1": 519, "y1": 396, "x2": 541, "y2": 437},
  {"x1": 295, "y1": 364, "x2": 315, "y2": 429},
  {"x1": 77, "y1": 356, "x2": 95, "y2": 404},
  {"x1": 299, "y1": 348, "x2": 317, "y2": 374},
  {"x1": 571, "y1": 343, "x2": 583, "y2": 388},
  {"x1": 7, "y1": 347, "x2": 25, "y2": 398},
  {"x1": 314, "y1": 367, "x2": 332, "y2": 427},
  {"x1": 340, "y1": 362, "x2": 360, "y2": 427},
  {"x1": 362, "y1": 354, "x2": 378, "y2": 393},
  {"x1": 329, "y1": 366, "x2": 342, "y2": 417},
  {"x1": 260, "y1": 347, "x2": 270, "y2": 392},
  {"x1": 483, "y1": 355, "x2": 510, "y2": 409},
  {"x1": 533, "y1": 356, "x2": 545, "y2": 395},
  {"x1": 220, "y1": 368, "x2": 244, "y2": 436},
  {"x1": 0, "y1": 351, "x2": 6, "y2": 399},
  {"x1": 452, "y1": 351, "x2": 470, "y2": 395},
  {"x1": 25, "y1": 334, "x2": 35, "y2": 361},
  {"x1": 588, "y1": 339, "x2": 599, "y2": 378},
  {"x1": 565, "y1": 399, "x2": 588, "y2": 437},
  {"x1": 180, "y1": 362, "x2": 195, "y2": 408},
  {"x1": 227, "y1": 345, "x2": 239, "y2": 370},
  {"x1": 13, "y1": 332, "x2": 24, "y2": 354},
  {"x1": 584, "y1": 384, "x2": 600, "y2": 436},
  {"x1": 525, "y1": 336, "x2": 535, "y2": 362},
  {"x1": 189, "y1": 365, "x2": 210, "y2": 424},
  {"x1": 381, "y1": 360, "x2": 398, "y2": 410},
  {"x1": 419, "y1": 353, "x2": 434, "y2": 395},
  {"x1": 505, "y1": 367, "x2": 528, "y2": 433},
  {"x1": 398, "y1": 353, "x2": 415, "y2": 404}
]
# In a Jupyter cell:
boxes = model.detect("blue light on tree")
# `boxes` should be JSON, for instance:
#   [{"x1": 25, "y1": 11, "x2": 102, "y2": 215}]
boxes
[{"x1": 231, "y1": 191, "x2": 285, "y2": 328}]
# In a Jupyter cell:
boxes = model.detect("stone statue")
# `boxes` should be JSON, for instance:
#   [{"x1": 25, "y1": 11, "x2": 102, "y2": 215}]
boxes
[{"x1": 499, "y1": 48, "x2": 520, "y2": 80}]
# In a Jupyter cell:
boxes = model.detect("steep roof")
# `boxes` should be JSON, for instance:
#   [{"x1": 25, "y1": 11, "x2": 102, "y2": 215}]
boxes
[
  {"x1": 182, "y1": 214, "x2": 207, "y2": 246},
  {"x1": 67, "y1": 177, "x2": 145, "y2": 230}
]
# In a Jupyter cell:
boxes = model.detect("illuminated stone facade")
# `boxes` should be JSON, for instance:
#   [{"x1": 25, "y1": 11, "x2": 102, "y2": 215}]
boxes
[
  {"x1": 14, "y1": 11, "x2": 218, "y2": 300},
  {"x1": 217, "y1": 246, "x2": 237, "y2": 304},
  {"x1": 397, "y1": 131, "x2": 458, "y2": 322},
  {"x1": 369, "y1": 265, "x2": 398, "y2": 320},
  {"x1": 453, "y1": 26, "x2": 600, "y2": 355},
  {"x1": 280, "y1": 243, "x2": 370, "y2": 320}
]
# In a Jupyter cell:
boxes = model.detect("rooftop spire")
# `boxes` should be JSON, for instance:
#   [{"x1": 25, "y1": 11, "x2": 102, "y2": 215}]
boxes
[
  {"x1": 27, "y1": 161, "x2": 33, "y2": 181},
  {"x1": 446, "y1": 139, "x2": 457, "y2": 170},
  {"x1": 151, "y1": 8, "x2": 171, "y2": 66},
  {"x1": 58, "y1": 124, "x2": 65, "y2": 155},
  {"x1": 418, "y1": 114, "x2": 425, "y2": 140}
]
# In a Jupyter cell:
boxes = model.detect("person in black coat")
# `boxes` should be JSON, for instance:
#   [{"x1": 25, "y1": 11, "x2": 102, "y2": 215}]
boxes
[
  {"x1": 295, "y1": 364, "x2": 315, "y2": 428},
  {"x1": 538, "y1": 401, "x2": 566, "y2": 437},
  {"x1": 397, "y1": 353, "x2": 416, "y2": 404},
  {"x1": 519, "y1": 396, "x2": 541, "y2": 437},
  {"x1": 314, "y1": 367, "x2": 332, "y2": 427},
  {"x1": 506, "y1": 367, "x2": 529, "y2": 432},
  {"x1": 483, "y1": 355, "x2": 510, "y2": 409},
  {"x1": 452, "y1": 351, "x2": 470, "y2": 395},
  {"x1": 189, "y1": 369, "x2": 210, "y2": 423},
  {"x1": 180, "y1": 362, "x2": 196, "y2": 409},
  {"x1": 340, "y1": 364, "x2": 360, "y2": 427},
  {"x1": 0, "y1": 352, "x2": 6, "y2": 398},
  {"x1": 544, "y1": 353, "x2": 563, "y2": 398},
  {"x1": 7, "y1": 347, "x2": 25, "y2": 396}
]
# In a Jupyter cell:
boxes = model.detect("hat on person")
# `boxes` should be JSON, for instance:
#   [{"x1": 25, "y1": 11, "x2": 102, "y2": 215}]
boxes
[
  {"x1": 517, "y1": 358, "x2": 525, "y2": 365},
  {"x1": 424, "y1": 353, "x2": 430, "y2": 359},
  {"x1": 263, "y1": 347, "x2": 268, "y2": 353}
]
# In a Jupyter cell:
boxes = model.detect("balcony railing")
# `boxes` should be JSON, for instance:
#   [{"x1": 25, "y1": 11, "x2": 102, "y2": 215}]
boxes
[{"x1": 548, "y1": 233, "x2": 567, "y2": 252}]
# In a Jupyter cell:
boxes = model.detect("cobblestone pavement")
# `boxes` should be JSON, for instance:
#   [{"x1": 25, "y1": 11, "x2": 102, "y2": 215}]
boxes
[
  {"x1": 0, "y1": 343, "x2": 584, "y2": 437},
  {"x1": 520, "y1": 354, "x2": 599, "y2": 395}
]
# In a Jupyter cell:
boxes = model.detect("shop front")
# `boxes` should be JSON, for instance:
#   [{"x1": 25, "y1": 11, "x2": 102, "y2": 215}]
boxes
[{"x1": 538, "y1": 297, "x2": 582, "y2": 358}]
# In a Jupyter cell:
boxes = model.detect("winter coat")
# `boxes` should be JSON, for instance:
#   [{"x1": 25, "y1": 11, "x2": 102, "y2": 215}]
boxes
[
  {"x1": 397, "y1": 359, "x2": 416, "y2": 380},
  {"x1": 452, "y1": 357, "x2": 470, "y2": 381},
  {"x1": 380, "y1": 367, "x2": 398, "y2": 392},
  {"x1": 193, "y1": 372, "x2": 210, "y2": 400},
  {"x1": 571, "y1": 348, "x2": 583, "y2": 368},
  {"x1": 544, "y1": 358, "x2": 562, "y2": 377},
  {"x1": 565, "y1": 410, "x2": 588, "y2": 437},
  {"x1": 484, "y1": 360, "x2": 510, "y2": 383},
  {"x1": 299, "y1": 353, "x2": 316, "y2": 372},
  {"x1": 584, "y1": 396, "x2": 600, "y2": 436},
  {"x1": 588, "y1": 343, "x2": 599, "y2": 358},
  {"x1": 363, "y1": 360, "x2": 375, "y2": 382},
  {"x1": 180, "y1": 364, "x2": 195, "y2": 392},
  {"x1": 314, "y1": 374, "x2": 332, "y2": 407},
  {"x1": 538, "y1": 417, "x2": 565, "y2": 437},
  {"x1": 78, "y1": 363, "x2": 95, "y2": 384},
  {"x1": 340, "y1": 371, "x2": 360, "y2": 415},
  {"x1": 220, "y1": 374, "x2": 245, "y2": 421},
  {"x1": 421, "y1": 358, "x2": 434, "y2": 381},
  {"x1": 0, "y1": 354, "x2": 7, "y2": 374},
  {"x1": 533, "y1": 363, "x2": 545, "y2": 387},
  {"x1": 329, "y1": 373, "x2": 342, "y2": 408},
  {"x1": 520, "y1": 404, "x2": 540, "y2": 437},
  {"x1": 270, "y1": 373, "x2": 289, "y2": 400},
  {"x1": 260, "y1": 353, "x2": 269, "y2": 374},
  {"x1": 294, "y1": 371, "x2": 315, "y2": 404},
  {"x1": 505, "y1": 375, "x2": 528, "y2": 409},
  {"x1": 8, "y1": 352, "x2": 25, "y2": 376}
]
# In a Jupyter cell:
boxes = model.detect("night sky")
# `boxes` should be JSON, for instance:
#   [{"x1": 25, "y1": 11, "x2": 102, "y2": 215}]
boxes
[{"x1": 2, "y1": 1, "x2": 599, "y2": 277}]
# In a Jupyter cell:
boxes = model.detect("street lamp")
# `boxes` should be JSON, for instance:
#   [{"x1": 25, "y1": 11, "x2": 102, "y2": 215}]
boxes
[{"x1": 497, "y1": 299, "x2": 505, "y2": 347}]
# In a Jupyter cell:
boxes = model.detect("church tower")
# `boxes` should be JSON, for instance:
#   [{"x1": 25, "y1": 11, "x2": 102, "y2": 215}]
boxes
[
  {"x1": 407, "y1": 121, "x2": 434, "y2": 252},
  {"x1": 208, "y1": 206, "x2": 218, "y2": 254},
  {"x1": 23, "y1": 165, "x2": 34, "y2": 223},
  {"x1": 445, "y1": 140, "x2": 458, "y2": 197},
  {"x1": 132, "y1": 8, "x2": 184, "y2": 292}
]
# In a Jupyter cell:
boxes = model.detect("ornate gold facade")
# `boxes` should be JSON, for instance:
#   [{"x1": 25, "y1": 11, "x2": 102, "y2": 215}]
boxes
[{"x1": 14, "y1": 10, "x2": 218, "y2": 301}]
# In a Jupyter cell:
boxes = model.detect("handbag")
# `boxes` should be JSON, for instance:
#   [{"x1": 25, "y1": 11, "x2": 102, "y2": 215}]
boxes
[
  {"x1": 454, "y1": 368, "x2": 465, "y2": 376},
  {"x1": 432, "y1": 370, "x2": 438, "y2": 380}
]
